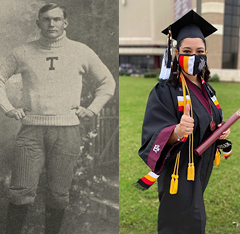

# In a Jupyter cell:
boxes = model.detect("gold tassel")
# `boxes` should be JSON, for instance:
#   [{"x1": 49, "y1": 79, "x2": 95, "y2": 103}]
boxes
[
  {"x1": 173, "y1": 175, "x2": 179, "y2": 194},
  {"x1": 170, "y1": 152, "x2": 180, "y2": 194},
  {"x1": 170, "y1": 174, "x2": 179, "y2": 194},
  {"x1": 187, "y1": 163, "x2": 195, "y2": 181},
  {"x1": 214, "y1": 148, "x2": 221, "y2": 166},
  {"x1": 170, "y1": 174, "x2": 176, "y2": 194}
]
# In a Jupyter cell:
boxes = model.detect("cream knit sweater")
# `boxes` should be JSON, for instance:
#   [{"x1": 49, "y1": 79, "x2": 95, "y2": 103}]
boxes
[{"x1": 0, "y1": 31, "x2": 115, "y2": 126}]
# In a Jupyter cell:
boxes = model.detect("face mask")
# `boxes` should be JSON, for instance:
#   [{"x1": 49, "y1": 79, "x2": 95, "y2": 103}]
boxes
[{"x1": 178, "y1": 54, "x2": 207, "y2": 76}]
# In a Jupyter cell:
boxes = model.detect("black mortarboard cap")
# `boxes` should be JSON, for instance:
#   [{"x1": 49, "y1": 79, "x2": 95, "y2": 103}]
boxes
[{"x1": 162, "y1": 10, "x2": 217, "y2": 42}]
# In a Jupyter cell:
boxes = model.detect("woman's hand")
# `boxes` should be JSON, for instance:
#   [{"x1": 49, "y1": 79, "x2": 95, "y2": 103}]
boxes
[
  {"x1": 167, "y1": 104, "x2": 194, "y2": 145},
  {"x1": 177, "y1": 103, "x2": 194, "y2": 137},
  {"x1": 217, "y1": 123, "x2": 230, "y2": 139}
]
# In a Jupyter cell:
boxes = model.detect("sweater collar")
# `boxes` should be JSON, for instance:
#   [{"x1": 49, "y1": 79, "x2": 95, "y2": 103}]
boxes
[{"x1": 38, "y1": 31, "x2": 67, "y2": 48}]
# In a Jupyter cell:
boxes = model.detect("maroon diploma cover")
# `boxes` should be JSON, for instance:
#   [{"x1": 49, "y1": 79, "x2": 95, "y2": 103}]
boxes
[{"x1": 195, "y1": 109, "x2": 240, "y2": 156}]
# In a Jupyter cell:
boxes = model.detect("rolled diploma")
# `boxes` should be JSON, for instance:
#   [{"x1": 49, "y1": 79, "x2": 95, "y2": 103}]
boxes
[{"x1": 194, "y1": 109, "x2": 240, "y2": 156}]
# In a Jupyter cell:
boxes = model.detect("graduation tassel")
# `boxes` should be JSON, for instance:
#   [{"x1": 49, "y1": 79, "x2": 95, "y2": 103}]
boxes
[
  {"x1": 214, "y1": 148, "x2": 221, "y2": 166},
  {"x1": 170, "y1": 152, "x2": 180, "y2": 194},
  {"x1": 167, "y1": 27, "x2": 173, "y2": 69},
  {"x1": 159, "y1": 27, "x2": 173, "y2": 80}
]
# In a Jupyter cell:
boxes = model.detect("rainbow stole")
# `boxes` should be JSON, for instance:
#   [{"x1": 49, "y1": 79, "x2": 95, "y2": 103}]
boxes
[
  {"x1": 135, "y1": 172, "x2": 159, "y2": 190},
  {"x1": 201, "y1": 78, "x2": 221, "y2": 110},
  {"x1": 177, "y1": 77, "x2": 221, "y2": 111}
]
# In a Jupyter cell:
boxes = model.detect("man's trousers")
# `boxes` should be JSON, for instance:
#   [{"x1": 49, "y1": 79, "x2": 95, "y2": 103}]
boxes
[{"x1": 8, "y1": 125, "x2": 81, "y2": 209}]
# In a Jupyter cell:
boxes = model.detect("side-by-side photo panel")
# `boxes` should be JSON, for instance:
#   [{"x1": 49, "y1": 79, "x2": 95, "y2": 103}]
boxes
[{"x1": 0, "y1": 0, "x2": 119, "y2": 233}]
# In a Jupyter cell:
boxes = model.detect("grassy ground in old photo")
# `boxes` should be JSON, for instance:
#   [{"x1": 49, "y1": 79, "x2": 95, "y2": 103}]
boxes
[{"x1": 119, "y1": 76, "x2": 240, "y2": 234}]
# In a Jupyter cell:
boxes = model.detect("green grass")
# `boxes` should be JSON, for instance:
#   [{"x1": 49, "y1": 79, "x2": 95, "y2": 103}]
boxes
[{"x1": 119, "y1": 76, "x2": 240, "y2": 234}]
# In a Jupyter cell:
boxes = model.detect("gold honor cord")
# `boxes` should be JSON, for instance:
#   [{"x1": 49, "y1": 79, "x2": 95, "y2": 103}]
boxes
[
  {"x1": 170, "y1": 74, "x2": 195, "y2": 195},
  {"x1": 182, "y1": 76, "x2": 195, "y2": 181}
]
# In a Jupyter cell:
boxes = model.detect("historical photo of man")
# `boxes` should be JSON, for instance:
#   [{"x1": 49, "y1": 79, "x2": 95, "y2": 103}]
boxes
[{"x1": 0, "y1": 1, "x2": 118, "y2": 233}]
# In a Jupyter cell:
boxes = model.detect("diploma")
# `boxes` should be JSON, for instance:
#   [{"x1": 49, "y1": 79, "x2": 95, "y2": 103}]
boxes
[{"x1": 194, "y1": 109, "x2": 240, "y2": 156}]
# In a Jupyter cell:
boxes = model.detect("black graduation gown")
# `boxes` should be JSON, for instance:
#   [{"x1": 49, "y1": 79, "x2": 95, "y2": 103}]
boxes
[{"x1": 138, "y1": 79, "x2": 222, "y2": 234}]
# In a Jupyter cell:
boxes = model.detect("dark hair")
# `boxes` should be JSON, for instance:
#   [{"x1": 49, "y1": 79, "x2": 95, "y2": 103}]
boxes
[
  {"x1": 38, "y1": 3, "x2": 67, "y2": 19},
  {"x1": 168, "y1": 39, "x2": 210, "y2": 87}
]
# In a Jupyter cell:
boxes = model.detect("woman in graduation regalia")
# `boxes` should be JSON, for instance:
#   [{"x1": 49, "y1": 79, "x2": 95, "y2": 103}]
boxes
[{"x1": 138, "y1": 10, "x2": 231, "y2": 234}]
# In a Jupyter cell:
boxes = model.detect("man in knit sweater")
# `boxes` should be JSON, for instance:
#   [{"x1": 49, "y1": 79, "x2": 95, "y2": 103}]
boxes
[{"x1": 0, "y1": 3, "x2": 115, "y2": 234}]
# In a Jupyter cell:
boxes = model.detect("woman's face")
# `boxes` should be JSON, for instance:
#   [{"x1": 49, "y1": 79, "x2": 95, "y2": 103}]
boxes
[{"x1": 176, "y1": 37, "x2": 206, "y2": 57}]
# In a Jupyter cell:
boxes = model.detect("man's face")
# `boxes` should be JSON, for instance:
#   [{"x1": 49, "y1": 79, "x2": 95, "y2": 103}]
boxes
[{"x1": 36, "y1": 7, "x2": 68, "y2": 39}]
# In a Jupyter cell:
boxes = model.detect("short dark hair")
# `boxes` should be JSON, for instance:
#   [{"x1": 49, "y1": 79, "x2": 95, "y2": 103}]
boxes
[{"x1": 38, "y1": 3, "x2": 67, "y2": 19}]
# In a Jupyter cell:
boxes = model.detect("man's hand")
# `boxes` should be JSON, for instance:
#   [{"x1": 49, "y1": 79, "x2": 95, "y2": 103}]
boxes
[
  {"x1": 6, "y1": 108, "x2": 30, "y2": 120},
  {"x1": 71, "y1": 106, "x2": 94, "y2": 118}
]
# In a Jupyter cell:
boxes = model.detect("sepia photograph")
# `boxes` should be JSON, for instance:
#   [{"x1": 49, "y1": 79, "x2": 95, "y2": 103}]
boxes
[{"x1": 0, "y1": 0, "x2": 119, "y2": 233}]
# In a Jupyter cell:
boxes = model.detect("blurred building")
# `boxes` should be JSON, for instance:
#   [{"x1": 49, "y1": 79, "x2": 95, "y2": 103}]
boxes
[{"x1": 119, "y1": 0, "x2": 240, "y2": 81}]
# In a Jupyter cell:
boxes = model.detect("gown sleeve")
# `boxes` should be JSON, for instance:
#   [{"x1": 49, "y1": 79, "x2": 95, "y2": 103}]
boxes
[{"x1": 138, "y1": 80, "x2": 184, "y2": 174}]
